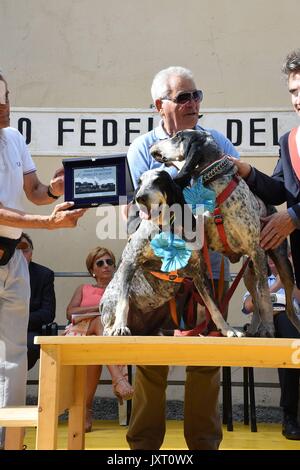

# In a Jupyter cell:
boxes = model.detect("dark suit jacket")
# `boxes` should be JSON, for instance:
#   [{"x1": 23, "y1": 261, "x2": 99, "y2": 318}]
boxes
[
  {"x1": 28, "y1": 261, "x2": 56, "y2": 333},
  {"x1": 246, "y1": 130, "x2": 300, "y2": 287}
]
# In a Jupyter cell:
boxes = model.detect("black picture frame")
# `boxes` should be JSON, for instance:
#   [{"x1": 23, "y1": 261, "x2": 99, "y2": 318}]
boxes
[{"x1": 62, "y1": 154, "x2": 134, "y2": 208}]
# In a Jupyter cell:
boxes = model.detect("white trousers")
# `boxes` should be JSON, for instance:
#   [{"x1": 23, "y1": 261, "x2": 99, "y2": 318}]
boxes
[{"x1": 0, "y1": 249, "x2": 30, "y2": 446}]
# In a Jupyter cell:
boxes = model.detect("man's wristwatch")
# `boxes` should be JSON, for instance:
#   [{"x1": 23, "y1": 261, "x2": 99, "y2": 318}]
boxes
[{"x1": 47, "y1": 185, "x2": 60, "y2": 200}]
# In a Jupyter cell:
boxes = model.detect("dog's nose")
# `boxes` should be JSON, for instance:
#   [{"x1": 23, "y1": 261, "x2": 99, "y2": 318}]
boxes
[
  {"x1": 136, "y1": 195, "x2": 148, "y2": 206},
  {"x1": 151, "y1": 149, "x2": 165, "y2": 162},
  {"x1": 150, "y1": 145, "x2": 164, "y2": 159}
]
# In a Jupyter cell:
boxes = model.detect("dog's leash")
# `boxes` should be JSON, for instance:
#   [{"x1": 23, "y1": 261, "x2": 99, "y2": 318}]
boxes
[
  {"x1": 149, "y1": 270, "x2": 184, "y2": 327},
  {"x1": 149, "y1": 270, "x2": 184, "y2": 283},
  {"x1": 219, "y1": 256, "x2": 250, "y2": 315},
  {"x1": 212, "y1": 174, "x2": 241, "y2": 253}
]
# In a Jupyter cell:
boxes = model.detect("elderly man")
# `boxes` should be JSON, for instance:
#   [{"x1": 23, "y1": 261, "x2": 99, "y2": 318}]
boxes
[
  {"x1": 0, "y1": 71, "x2": 85, "y2": 448},
  {"x1": 126, "y1": 66, "x2": 239, "y2": 450}
]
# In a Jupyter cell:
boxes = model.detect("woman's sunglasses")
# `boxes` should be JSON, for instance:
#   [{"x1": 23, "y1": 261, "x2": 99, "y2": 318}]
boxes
[{"x1": 96, "y1": 258, "x2": 114, "y2": 267}]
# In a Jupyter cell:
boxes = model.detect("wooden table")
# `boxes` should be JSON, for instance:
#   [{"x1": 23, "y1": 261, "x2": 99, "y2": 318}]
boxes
[{"x1": 34, "y1": 335, "x2": 300, "y2": 450}]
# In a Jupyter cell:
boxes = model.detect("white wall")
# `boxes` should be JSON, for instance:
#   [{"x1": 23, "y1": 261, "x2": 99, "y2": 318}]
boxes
[{"x1": 1, "y1": 0, "x2": 299, "y2": 108}]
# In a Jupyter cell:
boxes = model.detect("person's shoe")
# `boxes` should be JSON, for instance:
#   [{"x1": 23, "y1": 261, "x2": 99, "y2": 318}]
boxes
[{"x1": 282, "y1": 414, "x2": 300, "y2": 440}]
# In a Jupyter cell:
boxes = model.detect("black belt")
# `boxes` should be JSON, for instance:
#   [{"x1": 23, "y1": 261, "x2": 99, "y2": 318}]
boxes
[{"x1": 0, "y1": 236, "x2": 21, "y2": 266}]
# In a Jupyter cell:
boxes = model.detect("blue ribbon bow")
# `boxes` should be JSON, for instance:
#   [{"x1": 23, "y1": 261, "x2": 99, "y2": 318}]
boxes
[
  {"x1": 183, "y1": 177, "x2": 216, "y2": 214},
  {"x1": 150, "y1": 232, "x2": 192, "y2": 272}
]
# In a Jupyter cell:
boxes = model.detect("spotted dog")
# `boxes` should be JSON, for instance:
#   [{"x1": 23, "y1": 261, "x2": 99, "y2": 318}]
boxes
[
  {"x1": 101, "y1": 169, "x2": 242, "y2": 337},
  {"x1": 150, "y1": 129, "x2": 300, "y2": 337}
]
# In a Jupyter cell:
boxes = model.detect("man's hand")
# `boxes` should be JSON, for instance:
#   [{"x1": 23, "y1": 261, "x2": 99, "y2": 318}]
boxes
[
  {"x1": 49, "y1": 167, "x2": 64, "y2": 197},
  {"x1": 227, "y1": 156, "x2": 252, "y2": 179},
  {"x1": 47, "y1": 201, "x2": 87, "y2": 229},
  {"x1": 260, "y1": 211, "x2": 296, "y2": 250}
]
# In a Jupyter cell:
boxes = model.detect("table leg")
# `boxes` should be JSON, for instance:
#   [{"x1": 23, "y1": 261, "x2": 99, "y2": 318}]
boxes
[
  {"x1": 5, "y1": 428, "x2": 24, "y2": 450},
  {"x1": 67, "y1": 365, "x2": 87, "y2": 450},
  {"x1": 36, "y1": 346, "x2": 61, "y2": 450}
]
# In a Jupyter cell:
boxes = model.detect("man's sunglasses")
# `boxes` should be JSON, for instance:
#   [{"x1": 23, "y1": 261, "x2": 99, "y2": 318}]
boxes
[
  {"x1": 162, "y1": 89, "x2": 203, "y2": 105},
  {"x1": 96, "y1": 258, "x2": 114, "y2": 267}
]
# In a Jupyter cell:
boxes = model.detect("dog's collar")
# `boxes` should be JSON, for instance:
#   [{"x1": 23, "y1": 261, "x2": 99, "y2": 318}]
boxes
[
  {"x1": 150, "y1": 270, "x2": 184, "y2": 283},
  {"x1": 200, "y1": 155, "x2": 234, "y2": 183}
]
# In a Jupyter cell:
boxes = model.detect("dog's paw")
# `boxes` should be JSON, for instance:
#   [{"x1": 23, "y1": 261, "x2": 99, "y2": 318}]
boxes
[
  {"x1": 223, "y1": 327, "x2": 244, "y2": 338},
  {"x1": 256, "y1": 323, "x2": 275, "y2": 338},
  {"x1": 103, "y1": 327, "x2": 113, "y2": 336},
  {"x1": 233, "y1": 328, "x2": 245, "y2": 338},
  {"x1": 111, "y1": 325, "x2": 132, "y2": 336},
  {"x1": 244, "y1": 324, "x2": 259, "y2": 337}
]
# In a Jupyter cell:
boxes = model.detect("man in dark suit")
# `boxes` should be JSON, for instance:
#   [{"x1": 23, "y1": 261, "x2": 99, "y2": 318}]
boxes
[
  {"x1": 231, "y1": 49, "x2": 300, "y2": 287},
  {"x1": 19, "y1": 233, "x2": 56, "y2": 370},
  {"x1": 232, "y1": 49, "x2": 300, "y2": 439}
]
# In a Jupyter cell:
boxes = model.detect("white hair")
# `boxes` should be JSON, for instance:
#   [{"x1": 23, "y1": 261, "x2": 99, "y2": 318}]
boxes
[{"x1": 150, "y1": 66, "x2": 195, "y2": 102}]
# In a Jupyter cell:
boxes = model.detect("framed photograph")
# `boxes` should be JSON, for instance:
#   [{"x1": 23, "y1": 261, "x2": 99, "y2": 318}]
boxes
[{"x1": 63, "y1": 154, "x2": 134, "y2": 208}]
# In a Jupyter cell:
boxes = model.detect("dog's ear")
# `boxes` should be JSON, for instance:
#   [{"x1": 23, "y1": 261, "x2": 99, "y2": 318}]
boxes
[
  {"x1": 174, "y1": 132, "x2": 222, "y2": 186},
  {"x1": 170, "y1": 181, "x2": 196, "y2": 234},
  {"x1": 174, "y1": 137, "x2": 205, "y2": 187},
  {"x1": 173, "y1": 172, "x2": 191, "y2": 189},
  {"x1": 170, "y1": 180, "x2": 187, "y2": 207}
]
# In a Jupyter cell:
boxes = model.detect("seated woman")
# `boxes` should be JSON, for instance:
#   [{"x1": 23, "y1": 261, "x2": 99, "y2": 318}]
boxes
[{"x1": 65, "y1": 246, "x2": 134, "y2": 432}]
